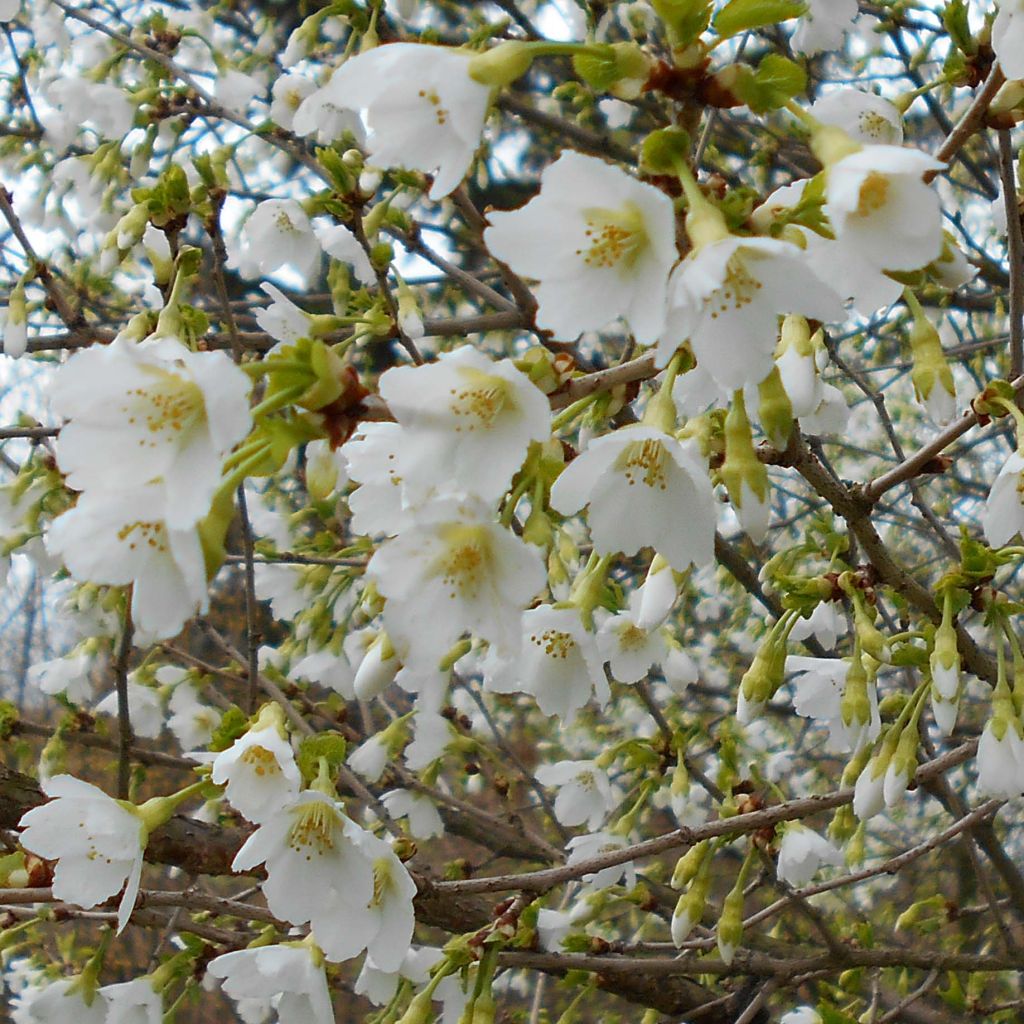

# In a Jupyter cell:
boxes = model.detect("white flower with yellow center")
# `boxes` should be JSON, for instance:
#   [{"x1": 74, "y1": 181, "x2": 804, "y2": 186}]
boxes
[
  {"x1": 824, "y1": 145, "x2": 945, "y2": 277},
  {"x1": 18, "y1": 775, "x2": 146, "y2": 932},
  {"x1": 368, "y1": 499, "x2": 545, "y2": 671},
  {"x1": 230, "y1": 198, "x2": 320, "y2": 281},
  {"x1": 994, "y1": 0, "x2": 1024, "y2": 79},
  {"x1": 378, "y1": 346, "x2": 551, "y2": 504},
  {"x1": 535, "y1": 759, "x2": 617, "y2": 831},
  {"x1": 550, "y1": 426, "x2": 716, "y2": 573},
  {"x1": 50, "y1": 335, "x2": 251, "y2": 530},
  {"x1": 45, "y1": 482, "x2": 208, "y2": 641},
  {"x1": 321, "y1": 43, "x2": 491, "y2": 200},
  {"x1": 345, "y1": 830, "x2": 418, "y2": 973},
  {"x1": 486, "y1": 604, "x2": 607, "y2": 722},
  {"x1": 598, "y1": 606, "x2": 668, "y2": 684},
  {"x1": 811, "y1": 90, "x2": 903, "y2": 145},
  {"x1": 232, "y1": 789, "x2": 378, "y2": 963},
  {"x1": 656, "y1": 237, "x2": 844, "y2": 391},
  {"x1": 210, "y1": 708, "x2": 301, "y2": 824},
  {"x1": 484, "y1": 151, "x2": 678, "y2": 343}
]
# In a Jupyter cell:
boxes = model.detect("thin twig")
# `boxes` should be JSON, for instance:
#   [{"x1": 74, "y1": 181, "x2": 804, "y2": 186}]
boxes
[{"x1": 998, "y1": 129, "x2": 1024, "y2": 381}]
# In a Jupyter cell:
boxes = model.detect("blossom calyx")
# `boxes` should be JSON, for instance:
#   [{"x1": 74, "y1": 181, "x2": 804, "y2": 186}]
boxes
[
  {"x1": 640, "y1": 127, "x2": 692, "y2": 175},
  {"x1": 467, "y1": 41, "x2": 533, "y2": 88}
]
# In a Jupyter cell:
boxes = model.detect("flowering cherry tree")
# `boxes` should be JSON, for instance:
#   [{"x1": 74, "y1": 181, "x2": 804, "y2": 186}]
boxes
[{"x1": 1, "y1": 0, "x2": 1024, "y2": 1022}]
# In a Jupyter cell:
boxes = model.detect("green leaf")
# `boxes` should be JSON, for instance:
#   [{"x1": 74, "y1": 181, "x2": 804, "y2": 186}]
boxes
[
  {"x1": 942, "y1": 0, "x2": 975, "y2": 55},
  {"x1": 652, "y1": 0, "x2": 713, "y2": 46},
  {"x1": 297, "y1": 732, "x2": 348, "y2": 786},
  {"x1": 713, "y1": 0, "x2": 805, "y2": 38},
  {"x1": 732, "y1": 54, "x2": 807, "y2": 113},
  {"x1": 209, "y1": 706, "x2": 248, "y2": 752},
  {"x1": 573, "y1": 45, "x2": 620, "y2": 91}
]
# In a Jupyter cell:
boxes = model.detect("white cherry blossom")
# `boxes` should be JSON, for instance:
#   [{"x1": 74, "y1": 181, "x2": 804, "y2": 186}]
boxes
[
  {"x1": 787, "y1": 656, "x2": 880, "y2": 753},
  {"x1": 28, "y1": 651, "x2": 94, "y2": 704},
  {"x1": 210, "y1": 708, "x2": 301, "y2": 823},
  {"x1": 792, "y1": 0, "x2": 858, "y2": 54},
  {"x1": 486, "y1": 604, "x2": 607, "y2": 722},
  {"x1": 12, "y1": 977, "x2": 106, "y2": 1024},
  {"x1": 994, "y1": 0, "x2": 1024, "y2": 80},
  {"x1": 18, "y1": 775, "x2": 145, "y2": 932},
  {"x1": 535, "y1": 760, "x2": 616, "y2": 830},
  {"x1": 982, "y1": 450, "x2": 1024, "y2": 548},
  {"x1": 269, "y1": 71, "x2": 315, "y2": 130},
  {"x1": 656, "y1": 236, "x2": 844, "y2": 390},
  {"x1": 776, "y1": 822, "x2": 843, "y2": 885},
  {"x1": 378, "y1": 345, "x2": 551, "y2": 504},
  {"x1": 45, "y1": 483, "x2": 208, "y2": 641},
  {"x1": 381, "y1": 789, "x2": 445, "y2": 839},
  {"x1": 811, "y1": 89, "x2": 903, "y2": 145},
  {"x1": 313, "y1": 222, "x2": 376, "y2": 285},
  {"x1": 976, "y1": 720, "x2": 1024, "y2": 798},
  {"x1": 825, "y1": 145, "x2": 944, "y2": 277},
  {"x1": 324, "y1": 43, "x2": 491, "y2": 199},
  {"x1": 167, "y1": 681, "x2": 221, "y2": 750},
  {"x1": 98, "y1": 979, "x2": 162, "y2": 1024},
  {"x1": 484, "y1": 151, "x2": 678, "y2": 343},
  {"x1": 550, "y1": 426, "x2": 716, "y2": 572},
  {"x1": 598, "y1": 607, "x2": 667, "y2": 684},
  {"x1": 231, "y1": 199, "x2": 320, "y2": 281},
  {"x1": 368, "y1": 498, "x2": 545, "y2": 671},
  {"x1": 50, "y1": 335, "x2": 252, "y2": 530},
  {"x1": 95, "y1": 679, "x2": 164, "y2": 740},
  {"x1": 232, "y1": 789, "x2": 388, "y2": 964},
  {"x1": 207, "y1": 944, "x2": 334, "y2": 1024}
]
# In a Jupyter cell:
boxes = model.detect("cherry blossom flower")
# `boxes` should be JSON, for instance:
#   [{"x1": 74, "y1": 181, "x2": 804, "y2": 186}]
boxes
[
  {"x1": 167, "y1": 681, "x2": 221, "y2": 751},
  {"x1": 255, "y1": 283, "x2": 313, "y2": 345},
  {"x1": 787, "y1": 656, "x2": 880, "y2": 753},
  {"x1": 657, "y1": 236, "x2": 844, "y2": 390},
  {"x1": 811, "y1": 90, "x2": 903, "y2": 145},
  {"x1": 324, "y1": 43, "x2": 491, "y2": 199},
  {"x1": 486, "y1": 604, "x2": 607, "y2": 722},
  {"x1": 368, "y1": 498, "x2": 545, "y2": 671},
  {"x1": 45, "y1": 483, "x2": 208, "y2": 641},
  {"x1": 977, "y1": 719, "x2": 1024, "y2": 799},
  {"x1": 10, "y1": 977, "x2": 105, "y2": 1024},
  {"x1": 230, "y1": 199, "x2": 320, "y2": 281},
  {"x1": 381, "y1": 789, "x2": 445, "y2": 839},
  {"x1": 210, "y1": 707, "x2": 301, "y2": 823},
  {"x1": 18, "y1": 775, "x2": 145, "y2": 932},
  {"x1": 791, "y1": 0, "x2": 858, "y2": 54},
  {"x1": 95, "y1": 679, "x2": 164, "y2": 739},
  {"x1": 0, "y1": 1, "x2": 19, "y2": 22},
  {"x1": 484, "y1": 152, "x2": 678, "y2": 343},
  {"x1": 232, "y1": 789, "x2": 409, "y2": 965},
  {"x1": 349, "y1": 829, "x2": 418, "y2": 972},
  {"x1": 378, "y1": 346, "x2": 551, "y2": 504},
  {"x1": 269, "y1": 71, "x2": 315, "y2": 131},
  {"x1": 993, "y1": 0, "x2": 1024, "y2": 80},
  {"x1": 550, "y1": 427, "x2": 716, "y2": 572},
  {"x1": 355, "y1": 947, "x2": 442, "y2": 1007},
  {"x1": 598, "y1": 607, "x2": 667, "y2": 684},
  {"x1": 50, "y1": 335, "x2": 252, "y2": 530},
  {"x1": 535, "y1": 760, "x2": 616, "y2": 830},
  {"x1": 566, "y1": 831, "x2": 636, "y2": 891},
  {"x1": 982, "y1": 450, "x2": 1024, "y2": 548},
  {"x1": 776, "y1": 822, "x2": 843, "y2": 885},
  {"x1": 207, "y1": 944, "x2": 334, "y2": 1024},
  {"x1": 313, "y1": 222, "x2": 376, "y2": 285},
  {"x1": 343, "y1": 422, "x2": 412, "y2": 537},
  {"x1": 98, "y1": 979, "x2": 162, "y2": 1024},
  {"x1": 27, "y1": 651, "x2": 94, "y2": 704},
  {"x1": 824, "y1": 145, "x2": 944, "y2": 278},
  {"x1": 291, "y1": 84, "x2": 365, "y2": 145}
]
